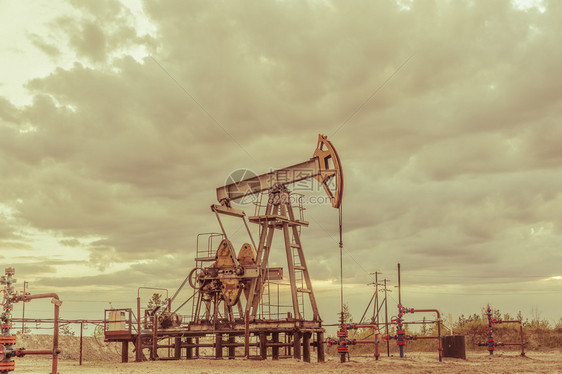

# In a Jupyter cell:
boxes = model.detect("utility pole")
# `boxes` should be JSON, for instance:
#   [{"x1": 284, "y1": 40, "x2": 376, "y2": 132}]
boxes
[
  {"x1": 368, "y1": 272, "x2": 383, "y2": 325},
  {"x1": 22, "y1": 281, "x2": 28, "y2": 334},
  {"x1": 373, "y1": 272, "x2": 380, "y2": 326},
  {"x1": 79, "y1": 322, "x2": 84, "y2": 365},
  {"x1": 383, "y1": 278, "x2": 390, "y2": 356},
  {"x1": 365, "y1": 274, "x2": 391, "y2": 356}
]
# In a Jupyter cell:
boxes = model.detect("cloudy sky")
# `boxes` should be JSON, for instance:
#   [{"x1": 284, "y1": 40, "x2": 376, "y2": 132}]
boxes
[{"x1": 1, "y1": 0, "x2": 561, "y2": 331}]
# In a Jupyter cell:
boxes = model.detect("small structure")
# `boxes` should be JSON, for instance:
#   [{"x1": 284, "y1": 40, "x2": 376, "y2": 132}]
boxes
[{"x1": 442, "y1": 335, "x2": 466, "y2": 359}]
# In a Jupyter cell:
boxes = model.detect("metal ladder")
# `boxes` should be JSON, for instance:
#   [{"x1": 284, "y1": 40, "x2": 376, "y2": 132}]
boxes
[{"x1": 292, "y1": 234, "x2": 306, "y2": 319}]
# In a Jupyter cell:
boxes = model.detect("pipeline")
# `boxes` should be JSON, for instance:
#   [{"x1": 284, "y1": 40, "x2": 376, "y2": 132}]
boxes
[
  {"x1": 328, "y1": 264, "x2": 443, "y2": 363},
  {"x1": 326, "y1": 323, "x2": 380, "y2": 363},
  {"x1": 0, "y1": 268, "x2": 62, "y2": 374},
  {"x1": 476, "y1": 306, "x2": 525, "y2": 356},
  {"x1": 385, "y1": 264, "x2": 442, "y2": 361},
  {"x1": 382, "y1": 308, "x2": 442, "y2": 362},
  {"x1": 409, "y1": 308, "x2": 442, "y2": 362}
]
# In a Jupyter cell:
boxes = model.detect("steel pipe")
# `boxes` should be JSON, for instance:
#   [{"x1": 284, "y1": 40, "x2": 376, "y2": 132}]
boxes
[
  {"x1": 391, "y1": 264, "x2": 443, "y2": 362},
  {"x1": 408, "y1": 308, "x2": 442, "y2": 362},
  {"x1": 352, "y1": 333, "x2": 380, "y2": 360},
  {"x1": 18, "y1": 292, "x2": 61, "y2": 373},
  {"x1": 16, "y1": 348, "x2": 62, "y2": 356}
]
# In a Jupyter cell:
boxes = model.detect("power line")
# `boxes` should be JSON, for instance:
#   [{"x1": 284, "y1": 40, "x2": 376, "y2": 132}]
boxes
[
  {"x1": 402, "y1": 274, "x2": 555, "y2": 279},
  {"x1": 403, "y1": 290, "x2": 562, "y2": 295}
]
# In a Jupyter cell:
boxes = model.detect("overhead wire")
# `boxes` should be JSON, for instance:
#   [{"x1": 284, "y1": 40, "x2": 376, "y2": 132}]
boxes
[{"x1": 173, "y1": 290, "x2": 199, "y2": 314}]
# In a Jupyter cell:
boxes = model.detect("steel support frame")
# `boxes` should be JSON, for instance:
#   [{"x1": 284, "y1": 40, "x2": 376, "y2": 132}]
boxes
[{"x1": 112, "y1": 326, "x2": 325, "y2": 362}]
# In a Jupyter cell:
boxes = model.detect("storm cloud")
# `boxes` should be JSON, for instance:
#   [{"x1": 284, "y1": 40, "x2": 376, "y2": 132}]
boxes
[{"x1": 1, "y1": 0, "x2": 561, "y2": 324}]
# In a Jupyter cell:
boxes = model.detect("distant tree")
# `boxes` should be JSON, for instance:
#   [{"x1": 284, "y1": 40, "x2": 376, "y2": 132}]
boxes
[
  {"x1": 480, "y1": 305, "x2": 502, "y2": 321},
  {"x1": 531, "y1": 306, "x2": 541, "y2": 321},
  {"x1": 421, "y1": 316, "x2": 428, "y2": 336},
  {"x1": 147, "y1": 293, "x2": 168, "y2": 312},
  {"x1": 456, "y1": 314, "x2": 467, "y2": 328},
  {"x1": 340, "y1": 303, "x2": 353, "y2": 324},
  {"x1": 529, "y1": 306, "x2": 550, "y2": 329}
]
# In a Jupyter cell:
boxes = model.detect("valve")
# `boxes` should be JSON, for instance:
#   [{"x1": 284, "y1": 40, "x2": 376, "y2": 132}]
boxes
[
  {"x1": 397, "y1": 305, "x2": 412, "y2": 315},
  {"x1": 15, "y1": 347, "x2": 26, "y2": 358},
  {"x1": 396, "y1": 330, "x2": 406, "y2": 346}
]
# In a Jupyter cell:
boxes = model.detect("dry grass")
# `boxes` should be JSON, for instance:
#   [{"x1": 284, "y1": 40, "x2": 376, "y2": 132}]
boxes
[{"x1": 10, "y1": 332, "x2": 562, "y2": 373}]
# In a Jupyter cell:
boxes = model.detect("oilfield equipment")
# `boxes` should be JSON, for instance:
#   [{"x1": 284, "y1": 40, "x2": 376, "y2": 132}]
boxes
[
  {"x1": 327, "y1": 263, "x2": 444, "y2": 363},
  {"x1": 99, "y1": 134, "x2": 528, "y2": 366},
  {"x1": 386, "y1": 263, "x2": 443, "y2": 361},
  {"x1": 0, "y1": 268, "x2": 62, "y2": 374},
  {"x1": 326, "y1": 322, "x2": 381, "y2": 362},
  {"x1": 10, "y1": 317, "x2": 104, "y2": 367},
  {"x1": 0, "y1": 134, "x2": 536, "y2": 370},
  {"x1": 360, "y1": 273, "x2": 391, "y2": 356},
  {"x1": 104, "y1": 134, "x2": 343, "y2": 362},
  {"x1": 325, "y1": 273, "x2": 391, "y2": 363},
  {"x1": 476, "y1": 305, "x2": 525, "y2": 356}
]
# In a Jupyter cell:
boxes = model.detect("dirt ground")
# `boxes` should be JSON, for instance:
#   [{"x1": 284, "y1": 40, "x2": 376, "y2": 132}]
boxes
[{"x1": 12, "y1": 351, "x2": 562, "y2": 374}]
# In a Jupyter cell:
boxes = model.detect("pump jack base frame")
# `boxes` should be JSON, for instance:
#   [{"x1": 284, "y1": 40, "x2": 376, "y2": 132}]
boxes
[{"x1": 105, "y1": 319, "x2": 325, "y2": 363}]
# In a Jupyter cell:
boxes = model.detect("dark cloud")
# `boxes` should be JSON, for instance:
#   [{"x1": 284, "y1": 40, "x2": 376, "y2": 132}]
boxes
[
  {"x1": 1, "y1": 0, "x2": 561, "y2": 323},
  {"x1": 0, "y1": 97, "x2": 21, "y2": 124},
  {"x1": 28, "y1": 33, "x2": 61, "y2": 58},
  {"x1": 35, "y1": 254, "x2": 192, "y2": 289},
  {"x1": 4, "y1": 263, "x2": 57, "y2": 276},
  {"x1": 59, "y1": 238, "x2": 80, "y2": 247},
  {"x1": 70, "y1": 21, "x2": 107, "y2": 62}
]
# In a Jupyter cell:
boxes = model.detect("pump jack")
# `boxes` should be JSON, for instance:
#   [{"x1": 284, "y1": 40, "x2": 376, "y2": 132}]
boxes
[
  {"x1": 183, "y1": 134, "x2": 343, "y2": 361},
  {"x1": 105, "y1": 134, "x2": 343, "y2": 363},
  {"x1": 188, "y1": 135, "x2": 342, "y2": 324}
]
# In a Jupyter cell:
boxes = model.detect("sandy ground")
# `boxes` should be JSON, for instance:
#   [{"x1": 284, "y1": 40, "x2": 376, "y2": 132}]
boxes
[{"x1": 12, "y1": 351, "x2": 562, "y2": 374}]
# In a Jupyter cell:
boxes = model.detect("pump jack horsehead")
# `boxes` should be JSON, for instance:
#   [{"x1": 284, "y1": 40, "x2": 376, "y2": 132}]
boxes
[{"x1": 188, "y1": 135, "x2": 343, "y2": 326}]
